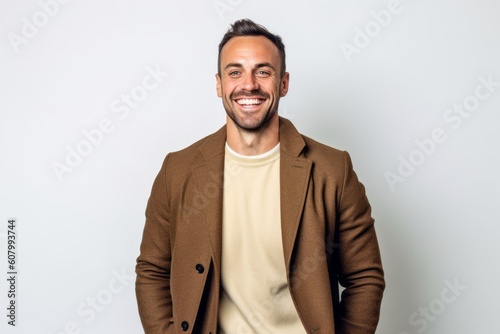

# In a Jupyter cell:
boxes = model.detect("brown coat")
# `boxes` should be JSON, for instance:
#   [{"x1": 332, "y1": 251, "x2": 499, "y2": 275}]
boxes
[{"x1": 136, "y1": 117, "x2": 385, "y2": 334}]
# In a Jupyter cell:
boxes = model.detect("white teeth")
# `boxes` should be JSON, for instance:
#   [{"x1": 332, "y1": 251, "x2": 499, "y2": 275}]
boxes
[{"x1": 237, "y1": 99, "x2": 262, "y2": 105}]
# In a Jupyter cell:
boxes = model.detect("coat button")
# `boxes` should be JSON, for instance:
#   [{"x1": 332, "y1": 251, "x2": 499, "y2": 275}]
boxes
[
  {"x1": 195, "y1": 264, "x2": 204, "y2": 274},
  {"x1": 181, "y1": 321, "x2": 189, "y2": 331}
]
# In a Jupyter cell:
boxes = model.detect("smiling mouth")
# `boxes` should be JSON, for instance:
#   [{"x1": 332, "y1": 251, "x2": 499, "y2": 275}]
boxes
[{"x1": 235, "y1": 98, "x2": 265, "y2": 106}]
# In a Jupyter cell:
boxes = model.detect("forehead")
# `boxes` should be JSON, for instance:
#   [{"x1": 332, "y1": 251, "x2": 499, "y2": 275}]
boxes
[{"x1": 220, "y1": 36, "x2": 280, "y2": 66}]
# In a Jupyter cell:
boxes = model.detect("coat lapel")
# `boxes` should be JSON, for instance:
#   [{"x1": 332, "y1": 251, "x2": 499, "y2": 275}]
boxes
[
  {"x1": 192, "y1": 125, "x2": 227, "y2": 275},
  {"x1": 279, "y1": 118, "x2": 313, "y2": 271},
  {"x1": 189, "y1": 118, "x2": 312, "y2": 276}
]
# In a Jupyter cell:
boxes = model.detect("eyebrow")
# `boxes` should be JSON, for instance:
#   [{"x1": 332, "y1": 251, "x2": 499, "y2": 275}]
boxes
[{"x1": 224, "y1": 62, "x2": 276, "y2": 72}]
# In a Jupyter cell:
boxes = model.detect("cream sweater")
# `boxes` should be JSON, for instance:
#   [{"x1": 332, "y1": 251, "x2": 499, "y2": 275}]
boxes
[{"x1": 218, "y1": 143, "x2": 306, "y2": 334}]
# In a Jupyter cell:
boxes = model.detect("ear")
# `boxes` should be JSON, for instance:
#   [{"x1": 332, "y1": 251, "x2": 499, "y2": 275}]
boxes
[
  {"x1": 280, "y1": 72, "x2": 290, "y2": 97},
  {"x1": 215, "y1": 73, "x2": 222, "y2": 97}
]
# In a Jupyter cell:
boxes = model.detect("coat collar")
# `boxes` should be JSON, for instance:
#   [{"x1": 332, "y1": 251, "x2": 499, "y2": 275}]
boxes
[
  {"x1": 277, "y1": 118, "x2": 312, "y2": 270},
  {"x1": 197, "y1": 117, "x2": 307, "y2": 159},
  {"x1": 278, "y1": 117, "x2": 307, "y2": 158},
  {"x1": 194, "y1": 117, "x2": 312, "y2": 274}
]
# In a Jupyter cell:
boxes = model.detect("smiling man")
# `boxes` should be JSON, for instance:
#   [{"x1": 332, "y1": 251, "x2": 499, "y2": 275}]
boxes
[
  {"x1": 217, "y1": 33, "x2": 287, "y2": 140},
  {"x1": 136, "y1": 19, "x2": 385, "y2": 334}
]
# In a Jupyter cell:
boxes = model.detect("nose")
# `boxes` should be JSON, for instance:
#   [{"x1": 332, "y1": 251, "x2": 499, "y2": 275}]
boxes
[{"x1": 240, "y1": 72, "x2": 259, "y2": 91}]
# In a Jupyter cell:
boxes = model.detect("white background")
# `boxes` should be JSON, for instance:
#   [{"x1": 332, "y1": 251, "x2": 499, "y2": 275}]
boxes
[{"x1": 1, "y1": 0, "x2": 499, "y2": 333}]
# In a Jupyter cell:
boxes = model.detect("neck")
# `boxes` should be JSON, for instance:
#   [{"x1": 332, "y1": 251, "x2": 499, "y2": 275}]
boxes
[{"x1": 226, "y1": 115, "x2": 279, "y2": 156}]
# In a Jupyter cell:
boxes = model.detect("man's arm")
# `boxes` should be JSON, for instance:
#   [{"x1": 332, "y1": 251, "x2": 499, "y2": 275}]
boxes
[
  {"x1": 136, "y1": 156, "x2": 174, "y2": 333},
  {"x1": 335, "y1": 151, "x2": 385, "y2": 334}
]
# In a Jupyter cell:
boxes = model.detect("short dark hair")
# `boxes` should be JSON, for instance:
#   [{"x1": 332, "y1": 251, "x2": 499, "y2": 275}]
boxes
[{"x1": 218, "y1": 19, "x2": 286, "y2": 78}]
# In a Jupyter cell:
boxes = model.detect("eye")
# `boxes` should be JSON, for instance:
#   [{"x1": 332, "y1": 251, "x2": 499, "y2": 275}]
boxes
[
  {"x1": 256, "y1": 70, "x2": 271, "y2": 77},
  {"x1": 228, "y1": 70, "x2": 241, "y2": 77}
]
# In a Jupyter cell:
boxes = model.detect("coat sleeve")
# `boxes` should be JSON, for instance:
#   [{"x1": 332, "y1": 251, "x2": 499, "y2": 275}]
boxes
[
  {"x1": 136, "y1": 155, "x2": 175, "y2": 333},
  {"x1": 335, "y1": 151, "x2": 385, "y2": 334}
]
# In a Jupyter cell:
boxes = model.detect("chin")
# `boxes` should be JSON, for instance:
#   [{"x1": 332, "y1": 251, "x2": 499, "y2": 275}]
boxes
[{"x1": 231, "y1": 112, "x2": 277, "y2": 132}]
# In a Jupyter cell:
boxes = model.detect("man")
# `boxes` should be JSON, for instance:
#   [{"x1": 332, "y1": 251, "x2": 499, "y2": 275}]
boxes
[{"x1": 136, "y1": 19, "x2": 385, "y2": 334}]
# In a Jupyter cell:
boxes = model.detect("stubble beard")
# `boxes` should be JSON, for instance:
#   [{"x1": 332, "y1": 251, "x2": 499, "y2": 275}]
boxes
[{"x1": 222, "y1": 91, "x2": 279, "y2": 133}]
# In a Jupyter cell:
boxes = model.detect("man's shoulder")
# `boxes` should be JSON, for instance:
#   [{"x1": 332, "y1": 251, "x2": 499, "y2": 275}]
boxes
[
  {"x1": 165, "y1": 125, "x2": 226, "y2": 165},
  {"x1": 280, "y1": 117, "x2": 345, "y2": 158},
  {"x1": 300, "y1": 134, "x2": 351, "y2": 174},
  {"x1": 301, "y1": 134, "x2": 345, "y2": 157},
  {"x1": 279, "y1": 117, "x2": 350, "y2": 175}
]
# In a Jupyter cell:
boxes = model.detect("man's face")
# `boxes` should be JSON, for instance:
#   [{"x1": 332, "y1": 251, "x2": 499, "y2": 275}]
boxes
[{"x1": 216, "y1": 36, "x2": 289, "y2": 132}]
